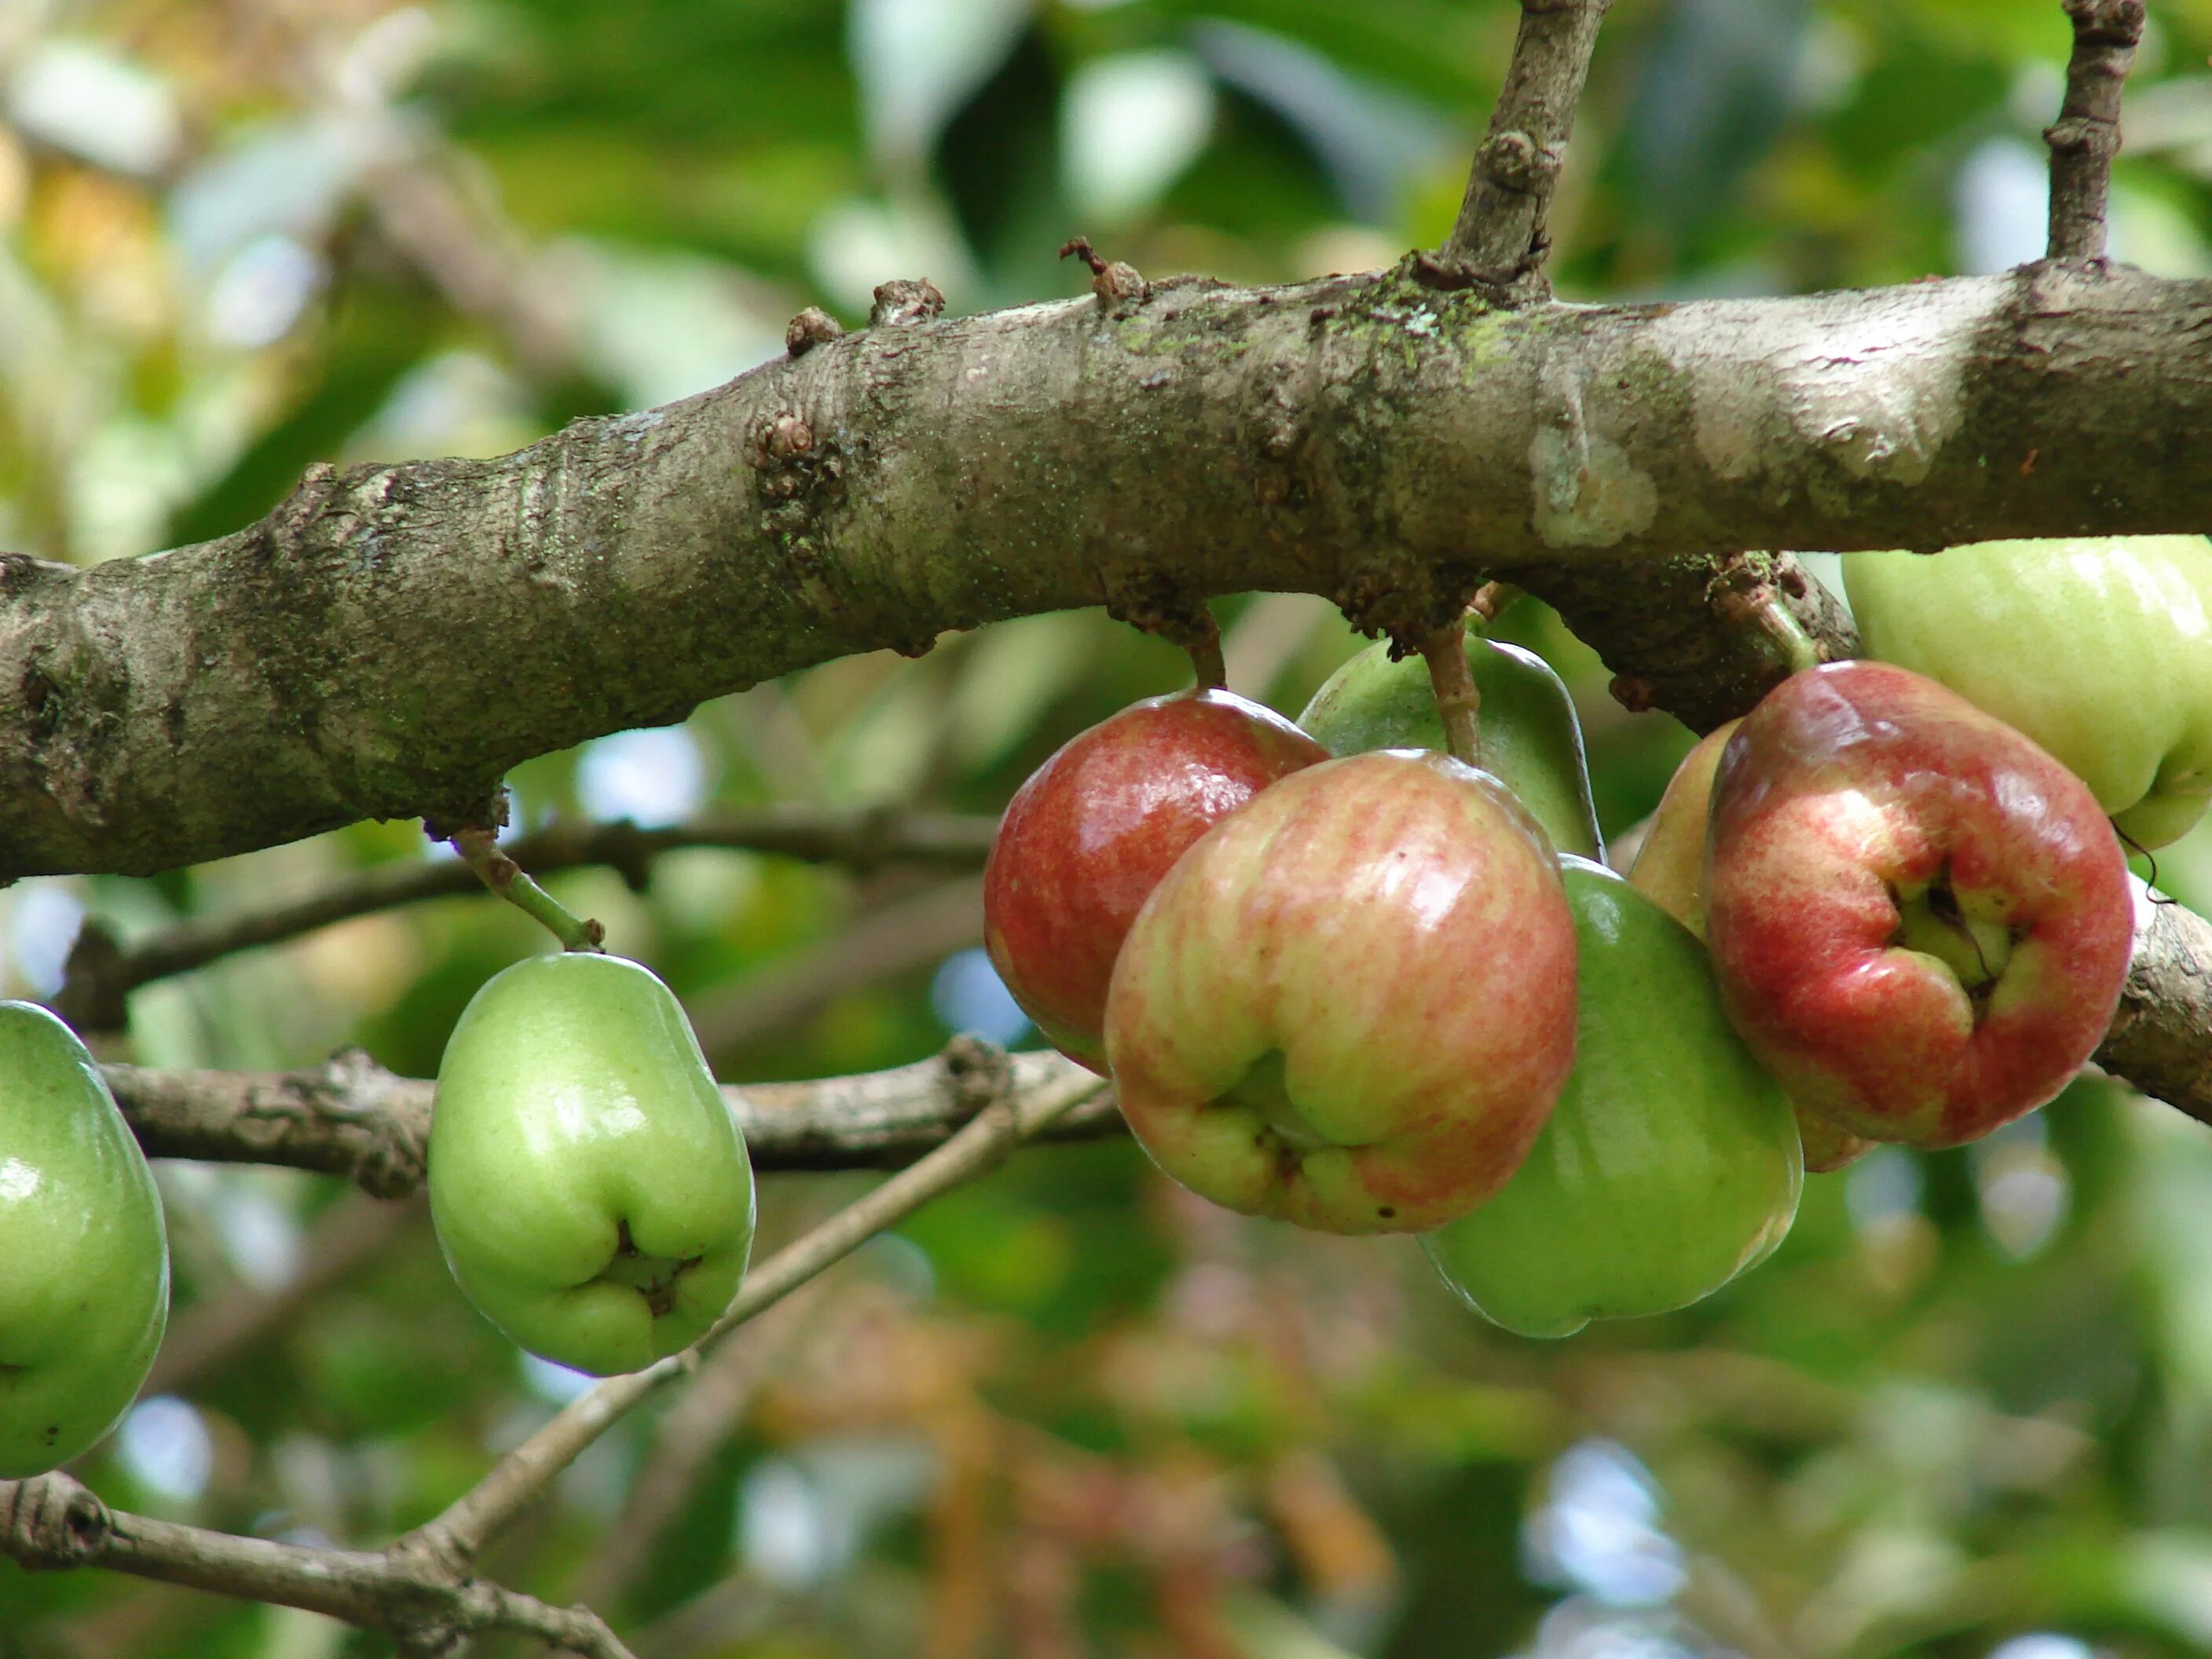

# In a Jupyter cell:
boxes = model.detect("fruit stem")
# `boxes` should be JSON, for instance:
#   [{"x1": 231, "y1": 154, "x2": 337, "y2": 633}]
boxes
[
  {"x1": 1187, "y1": 608, "x2": 1228, "y2": 691},
  {"x1": 1468, "y1": 581, "x2": 1519, "y2": 624},
  {"x1": 1418, "y1": 620, "x2": 1483, "y2": 770},
  {"x1": 452, "y1": 828, "x2": 607, "y2": 953}
]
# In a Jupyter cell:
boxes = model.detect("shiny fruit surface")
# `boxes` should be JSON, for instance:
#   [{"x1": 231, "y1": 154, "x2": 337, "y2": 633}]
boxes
[
  {"x1": 983, "y1": 689, "x2": 1328, "y2": 1071},
  {"x1": 1706, "y1": 661, "x2": 2133, "y2": 1149},
  {"x1": 1423, "y1": 859, "x2": 1801, "y2": 1338},
  {"x1": 1298, "y1": 633, "x2": 1604, "y2": 861},
  {"x1": 1105, "y1": 749, "x2": 1578, "y2": 1235},
  {"x1": 0, "y1": 1002, "x2": 170, "y2": 1478},
  {"x1": 1846, "y1": 536, "x2": 2212, "y2": 847},
  {"x1": 430, "y1": 952, "x2": 756, "y2": 1377}
]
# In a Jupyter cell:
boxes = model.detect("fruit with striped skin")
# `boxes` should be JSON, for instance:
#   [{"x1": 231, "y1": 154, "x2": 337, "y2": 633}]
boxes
[
  {"x1": 0, "y1": 1002, "x2": 170, "y2": 1478},
  {"x1": 430, "y1": 953, "x2": 754, "y2": 1377},
  {"x1": 1847, "y1": 536, "x2": 2212, "y2": 848},
  {"x1": 1423, "y1": 859, "x2": 1800, "y2": 1338},
  {"x1": 1104, "y1": 749, "x2": 1578, "y2": 1235},
  {"x1": 984, "y1": 689, "x2": 1328, "y2": 1072}
]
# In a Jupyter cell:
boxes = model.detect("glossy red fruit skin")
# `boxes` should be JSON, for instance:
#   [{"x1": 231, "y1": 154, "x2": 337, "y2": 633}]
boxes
[
  {"x1": 983, "y1": 689, "x2": 1329, "y2": 1071},
  {"x1": 1104, "y1": 750, "x2": 1579, "y2": 1235},
  {"x1": 1705, "y1": 661, "x2": 2133, "y2": 1149}
]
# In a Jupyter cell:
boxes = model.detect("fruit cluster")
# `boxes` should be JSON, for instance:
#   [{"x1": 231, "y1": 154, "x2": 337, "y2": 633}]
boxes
[
  {"x1": 985, "y1": 535, "x2": 2211, "y2": 1338},
  {"x1": 2, "y1": 537, "x2": 2202, "y2": 1477}
]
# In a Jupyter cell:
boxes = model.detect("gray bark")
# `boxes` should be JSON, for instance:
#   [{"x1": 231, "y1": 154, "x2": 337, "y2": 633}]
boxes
[{"x1": 5, "y1": 258, "x2": 2209, "y2": 880}]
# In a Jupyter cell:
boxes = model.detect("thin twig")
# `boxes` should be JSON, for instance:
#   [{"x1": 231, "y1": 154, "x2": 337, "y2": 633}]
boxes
[
  {"x1": 106, "y1": 1041, "x2": 1124, "y2": 1196},
  {"x1": 1417, "y1": 621, "x2": 1484, "y2": 771},
  {"x1": 1188, "y1": 607, "x2": 1228, "y2": 692},
  {"x1": 452, "y1": 827, "x2": 606, "y2": 952},
  {"x1": 0, "y1": 1474, "x2": 635, "y2": 1658},
  {"x1": 394, "y1": 1064, "x2": 1111, "y2": 1577},
  {"x1": 2045, "y1": 0, "x2": 2147, "y2": 262},
  {"x1": 53, "y1": 808, "x2": 998, "y2": 1031},
  {"x1": 1429, "y1": 0, "x2": 1613, "y2": 295}
]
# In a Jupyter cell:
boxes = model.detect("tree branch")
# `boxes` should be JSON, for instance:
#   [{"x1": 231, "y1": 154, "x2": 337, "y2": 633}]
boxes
[
  {"x1": 0, "y1": 1473, "x2": 635, "y2": 1658},
  {"x1": 2045, "y1": 0, "x2": 2146, "y2": 262},
  {"x1": 105, "y1": 1039, "x2": 1122, "y2": 1196},
  {"x1": 12, "y1": 262, "x2": 2212, "y2": 881},
  {"x1": 54, "y1": 807, "x2": 997, "y2": 1031},
  {"x1": 394, "y1": 1062, "x2": 1109, "y2": 1579},
  {"x1": 1430, "y1": 0, "x2": 1613, "y2": 295}
]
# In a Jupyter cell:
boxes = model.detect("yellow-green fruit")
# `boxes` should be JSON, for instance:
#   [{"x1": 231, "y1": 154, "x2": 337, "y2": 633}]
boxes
[
  {"x1": 1846, "y1": 536, "x2": 2212, "y2": 848},
  {"x1": 0, "y1": 1002, "x2": 170, "y2": 1478},
  {"x1": 1422, "y1": 859, "x2": 1802, "y2": 1338},
  {"x1": 430, "y1": 954, "x2": 755, "y2": 1377},
  {"x1": 1297, "y1": 633, "x2": 1605, "y2": 862}
]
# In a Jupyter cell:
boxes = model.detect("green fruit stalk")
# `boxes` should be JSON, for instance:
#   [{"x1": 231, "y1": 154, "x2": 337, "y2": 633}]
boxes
[
  {"x1": 1298, "y1": 633, "x2": 1605, "y2": 862},
  {"x1": 1847, "y1": 536, "x2": 2212, "y2": 848},
  {"x1": 0, "y1": 1002, "x2": 170, "y2": 1478},
  {"x1": 430, "y1": 954, "x2": 755, "y2": 1377},
  {"x1": 1423, "y1": 859, "x2": 1802, "y2": 1338}
]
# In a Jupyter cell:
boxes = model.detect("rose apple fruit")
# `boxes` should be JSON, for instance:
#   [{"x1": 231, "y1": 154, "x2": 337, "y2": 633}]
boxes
[
  {"x1": 1705, "y1": 661, "x2": 2133, "y2": 1149},
  {"x1": 1104, "y1": 749, "x2": 1578, "y2": 1234},
  {"x1": 431, "y1": 953, "x2": 755, "y2": 1376},
  {"x1": 1847, "y1": 536, "x2": 2212, "y2": 847},
  {"x1": 1625, "y1": 720, "x2": 1735, "y2": 934},
  {"x1": 1628, "y1": 720, "x2": 1872, "y2": 1174},
  {"x1": 983, "y1": 689, "x2": 1328, "y2": 1071},
  {"x1": 1298, "y1": 633, "x2": 1605, "y2": 861},
  {"x1": 0, "y1": 1002, "x2": 170, "y2": 1478},
  {"x1": 1423, "y1": 858, "x2": 1801, "y2": 1337}
]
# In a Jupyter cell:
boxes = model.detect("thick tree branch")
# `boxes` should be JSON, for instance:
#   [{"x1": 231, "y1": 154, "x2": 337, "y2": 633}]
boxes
[
  {"x1": 105, "y1": 1040, "x2": 1121, "y2": 1196},
  {"x1": 0, "y1": 1473, "x2": 635, "y2": 1658},
  {"x1": 2045, "y1": 0, "x2": 2146, "y2": 261},
  {"x1": 55, "y1": 807, "x2": 996, "y2": 1031},
  {"x1": 1431, "y1": 0, "x2": 1612, "y2": 295},
  {"x1": 12, "y1": 264, "x2": 2212, "y2": 880}
]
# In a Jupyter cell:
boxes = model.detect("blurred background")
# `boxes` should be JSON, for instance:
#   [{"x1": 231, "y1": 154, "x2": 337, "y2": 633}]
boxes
[{"x1": 9, "y1": 2, "x2": 2212, "y2": 1655}]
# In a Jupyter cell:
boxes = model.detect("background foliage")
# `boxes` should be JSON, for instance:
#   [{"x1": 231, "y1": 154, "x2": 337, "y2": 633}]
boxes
[{"x1": 9, "y1": 2, "x2": 2212, "y2": 1655}]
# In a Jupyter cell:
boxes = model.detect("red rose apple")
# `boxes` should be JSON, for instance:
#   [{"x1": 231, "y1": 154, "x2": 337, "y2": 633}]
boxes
[
  {"x1": 1705, "y1": 660, "x2": 2133, "y2": 1149},
  {"x1": 983, "y1": 689, "x2": 1328, "y2": 1070},
  {"x1": 1104, "y1": 749, "x2": 1579, "y2": 1234}
]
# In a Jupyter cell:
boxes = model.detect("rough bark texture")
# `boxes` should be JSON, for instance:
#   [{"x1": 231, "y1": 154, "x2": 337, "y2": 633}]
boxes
[
  {"x1": 2100, "y1": 883, "x2": 2212, "y2": 1114},
  {"x1": 8, "y1": 261, "x2": 2212, "y2": 880},
  {"x1": 106, "y1": 1042, "x2": 1119, "y2": 1197}
]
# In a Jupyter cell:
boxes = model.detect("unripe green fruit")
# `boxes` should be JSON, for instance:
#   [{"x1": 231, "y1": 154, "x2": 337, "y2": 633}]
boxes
[
  {"x1": 1846, "y1": 536, "x2": 2212, "y2": 848},
  {"x1": 1423, "y1": 859, "x2": 1801, "y2": 1338},
  {"x1": 0, "y1": 1002, "x2": 170, "y2": 1478},
  {"x1": 430, "y1": 954, "x2": 755, "y2": 1377},
  {"x1": 1297, "y1": 633, "x2": 1604, "y2": 861}
]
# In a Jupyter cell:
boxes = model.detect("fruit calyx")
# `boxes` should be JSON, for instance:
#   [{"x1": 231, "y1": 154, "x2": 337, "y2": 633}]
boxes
[
  {"x1": 1229, "y1": 1052, "x2": 1340, "y2": 1156},
  {"x1": 1887, "y1": 872, "x2": 2016, "y2": 1002},
  {"x1": 597, "y1": 1220, "x2": 704, "y2": 1320}
]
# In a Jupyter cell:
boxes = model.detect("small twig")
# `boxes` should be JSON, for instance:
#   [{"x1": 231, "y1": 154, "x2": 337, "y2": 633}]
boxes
[
  {"x1": 2045, "y1": 0, "x2": 2146, "y2": 262},
  {"x1": 1416, "y1": 621, "x2": 1484, "y2": 770},
  {"x1": 107, "y1": 1042, "x2": 1123, "y2": 1196},
  {"x1": 394, "y1": 1064, "x2": 1110, "y2": 1577},
  {"x1": 0, "y1": 1472, "x2": 635, "y2": 1657},
  {"x1": 52, "y1": 807, "x2": 998, "y2": 1032},
  {"x1": 1427, "y1": 0, "x2": 1613, "y2": 296},
  {"x1": 451, "y1": 826, "x2": 606, "y2": 952},
  {"x1": 573, "y1": 1284, "x2": 829, "y2": 1607}
]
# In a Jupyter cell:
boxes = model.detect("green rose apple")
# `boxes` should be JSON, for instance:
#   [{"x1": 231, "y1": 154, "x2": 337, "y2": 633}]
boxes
[
  {"x1": 0, "y1": 1002, "x2": 170, "y2": 1478},
  {"x1": 1423, "y1": 859, "x2": 1801, "y2": 1338},
  {"x1": 1297, "y1": 632, "x2": 1605, "y2": 861},
  {"x1": 430, "y1": 953, "x2": 755, "y2": 1377},
  {"x1": 1846, "y1": 536, "x2": 2212, "y2": 847}
]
